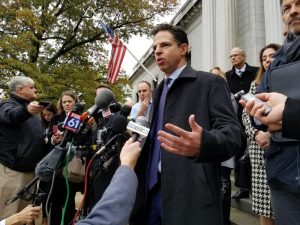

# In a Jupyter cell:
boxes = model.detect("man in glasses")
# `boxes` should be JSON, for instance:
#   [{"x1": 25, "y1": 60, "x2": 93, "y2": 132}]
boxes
[{"x1": 225, "y1": 47, "x2": 259, "y2": 200}]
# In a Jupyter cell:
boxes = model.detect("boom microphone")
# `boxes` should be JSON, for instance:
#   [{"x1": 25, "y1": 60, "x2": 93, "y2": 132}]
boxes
[{"x1": 127, "y1": 116, "x2": 150, "y2": 142}]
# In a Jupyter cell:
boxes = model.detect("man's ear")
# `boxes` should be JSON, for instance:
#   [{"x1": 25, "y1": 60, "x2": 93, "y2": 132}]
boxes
[
  {"x1": 180, "y1": 43, "x2": 188, "y2": 57},
  {"x1": 16, "y1": 86, "x2": 23, "y2": 95}
]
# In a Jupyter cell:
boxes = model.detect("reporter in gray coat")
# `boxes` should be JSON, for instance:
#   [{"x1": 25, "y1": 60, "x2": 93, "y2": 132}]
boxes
[{"x1": 76, "y1": 139, "x2": 141, "y2": 225}]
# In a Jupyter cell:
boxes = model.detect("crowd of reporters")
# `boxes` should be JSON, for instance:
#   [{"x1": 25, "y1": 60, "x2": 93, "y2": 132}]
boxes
[{"x1": 1, "y1": 1, "x2": 300, "y2": 224}]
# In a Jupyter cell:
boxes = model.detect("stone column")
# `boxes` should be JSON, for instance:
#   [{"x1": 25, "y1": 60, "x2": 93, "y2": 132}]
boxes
[
  {"x1": 215, "y1": 0, "x2": 236, "y2": 71},
  {"x1": 264, "y1": 0, "x2": 283, "y2": 44},
  {"x1": 201, "y1": 0, "x2": 215, "y2": 71}
]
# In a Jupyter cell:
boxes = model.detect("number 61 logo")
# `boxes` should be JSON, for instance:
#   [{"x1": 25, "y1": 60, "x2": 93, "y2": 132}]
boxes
[{"x1": 63, "y1": 112, "x2": 82, "y2": 132}]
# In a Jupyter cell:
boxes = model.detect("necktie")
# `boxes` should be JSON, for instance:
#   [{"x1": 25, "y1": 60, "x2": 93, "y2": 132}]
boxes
[
  {"x1": 237, "y1": 70, "x2": 243, "y2": 77},
  {"x1": 149, "y1": 78, "x2": 171, "y2": 190}
]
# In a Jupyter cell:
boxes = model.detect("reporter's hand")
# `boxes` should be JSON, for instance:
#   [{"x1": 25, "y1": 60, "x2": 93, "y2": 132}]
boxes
[
  {"x1": 5, "y1": 205, "x2": 41, "y2": 225},
  {"x1": 120, "y1": 138, "x2": 141, "y2": 170},
  {"x1": 51, "y1": 131, "x2": 63, "y2": 144},
  {"x1": 27, "y1": 101, "x2": 44, "y2": 115},
  {"x1": 239, "y1": 92, "x2": 287, "y2": 132}
]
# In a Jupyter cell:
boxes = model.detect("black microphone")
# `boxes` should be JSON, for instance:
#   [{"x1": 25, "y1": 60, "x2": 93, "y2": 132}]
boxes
[
  {"x1": 127, "y1": 116, "x2": 150, "y2": 142},
  {"x1": 110, "y1": 115, "x2": 128, "y2": 133},
  {"x1": 95, "y1": 88, "x2": 115, "y2": 109},
  {"x1": 91, "y1": 89, "x2": 115, "y2": 119},
  {"x1": 96, "y1": 115, "x2": 128, "y2": 145},
  {"x1": 72, "y1": 103, "x2": 85, "y2": 114},
  {"x1": 120, "y1": 104, "x2": 132, "y2": 117},
  {"x1": 109, "y1": 102, "x2": 121, "y2": 113}
]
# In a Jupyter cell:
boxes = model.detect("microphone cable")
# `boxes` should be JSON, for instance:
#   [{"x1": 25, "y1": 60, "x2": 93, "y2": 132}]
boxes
[
  {"x1": 72, "y1": 134, "x2": 125, "y2": 224},
  {"x1": 61, "y1": 139, "x2": 74, "y2": 225},
  {"x1": 72, "y1": 149, "x2": 95, "y2": 224}
]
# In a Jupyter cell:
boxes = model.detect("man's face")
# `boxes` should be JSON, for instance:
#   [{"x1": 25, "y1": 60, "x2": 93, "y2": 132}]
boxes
[
  {"x1": 18, "y1": 83, "x2": 37, "y2": 101},
  {"x1": 137, "y1": 82, "x2": 151, "y2": 102},
  {"x1": 153, "y1": 31, "x2": 188, "y2": 76},
  {"x1": 282, "y1": 0, "x2": 300, "y2": 35},
  {"x1": 229, "y1": 48, "x2": 246, "y2": 69}
]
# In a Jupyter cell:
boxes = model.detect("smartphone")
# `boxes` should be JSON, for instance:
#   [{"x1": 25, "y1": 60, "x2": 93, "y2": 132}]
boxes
[
  {"x1": 52, "y1": 125, "x2": 58, "y2": 135},
  {"x1": 38, "y1": 101, "x2": 50, "y2": 107},
  {"x1": 241, "y1": 93, "x2": 272, "y2": 115}
]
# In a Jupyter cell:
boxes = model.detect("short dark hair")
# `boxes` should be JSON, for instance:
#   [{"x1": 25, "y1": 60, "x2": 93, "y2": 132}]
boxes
[{"x1": 151, "y1": 23, "x2": 189, "y2": 46}]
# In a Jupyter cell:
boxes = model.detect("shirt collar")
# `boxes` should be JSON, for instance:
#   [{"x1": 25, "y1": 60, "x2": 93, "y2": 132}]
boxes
[
  {"x1": 164, "y1": 65, "x2": 187, "y2": 87},
  {"x1": 235, "y1": 64, "x2": 246, "y2": 74}
]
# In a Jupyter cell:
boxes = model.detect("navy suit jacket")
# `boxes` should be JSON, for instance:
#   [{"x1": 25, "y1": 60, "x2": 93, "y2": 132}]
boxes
[{"x1": 132, "y1": 66, "x2": 241, "y2": 225}]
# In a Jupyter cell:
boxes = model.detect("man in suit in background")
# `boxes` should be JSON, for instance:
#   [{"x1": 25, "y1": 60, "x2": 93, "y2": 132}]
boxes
[
  {"x1": 225, "y1": 47, "x2": 259, "y2": 200},
  {"x1": 131, "y1": 23, "x2": 241, "y2": 225}
]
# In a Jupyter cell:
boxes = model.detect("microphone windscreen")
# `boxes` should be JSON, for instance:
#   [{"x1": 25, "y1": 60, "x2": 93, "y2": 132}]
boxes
[
  {"x1": 95, "y1": 89, "x2": 115, "y2": 109},
  {"x1": 110, "y1": 115, "x2": 128, "y2": 133},
  {"x1": 121, "y1": 104, "x2": 132, "y2": 117},
  {"x1": 72, "y1": 103, "x2": 84, "y2": 114},
  {"x1": 135, "y1": 116, "x2": 149, "y2": 128},
  {"x1": 35, "y1": 146, "x2": 66, "y2": 182},
  {"x1": 109, "y1": 102, "x2": 122, "y2": 113}
]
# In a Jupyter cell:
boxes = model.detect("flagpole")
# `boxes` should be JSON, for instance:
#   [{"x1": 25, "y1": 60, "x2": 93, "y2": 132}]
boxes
[
  {"x1": 125, "y1": 47, "x2": 157, "y2": 82},
  {"x1": 93, "y1": 13, "x2": 157, "y2": 82}
]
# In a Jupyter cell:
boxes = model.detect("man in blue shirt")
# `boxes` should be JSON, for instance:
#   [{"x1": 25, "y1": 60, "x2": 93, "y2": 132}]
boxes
[{"x1": 130, "y1": 80, "x2": 152, "y2": 120}]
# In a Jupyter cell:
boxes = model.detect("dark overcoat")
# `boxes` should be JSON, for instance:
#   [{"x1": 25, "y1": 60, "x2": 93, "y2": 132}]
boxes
[{"x1": 131, "y1": 66, "x2": 241, "y2": 225}]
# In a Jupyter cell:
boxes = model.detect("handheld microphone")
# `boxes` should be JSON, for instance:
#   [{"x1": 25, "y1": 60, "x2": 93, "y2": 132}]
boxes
[
  {"x1": 72, "y1": 103, "x2": 85, "y2": 114},
  {"x1": 80, "y1": 90, "x2": 114, "y2": 121},
  {"x1": 96, "y1": 115, "x2": 128, "y2": 145},
  {"x1": 95, "y1": 89, "x2": 115, "y2": 109},
  {"x1": 120, "y1": 104, "x2": 132, "y2": 117},
  {"x1": 95, "y1": 115, "x2": 128, "y2": 154},
  {"x1": 127, "y1": 116, "x2": 150, "y2": 141}
]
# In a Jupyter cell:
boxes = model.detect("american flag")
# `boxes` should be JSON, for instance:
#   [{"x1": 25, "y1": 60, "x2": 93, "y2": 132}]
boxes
[{"x1": 99, "y1": 20, "x2": 127, "y2": 84}]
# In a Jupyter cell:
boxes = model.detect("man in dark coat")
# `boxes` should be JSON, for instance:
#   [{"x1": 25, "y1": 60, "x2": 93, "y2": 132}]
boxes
[
  {"x1": 240, "y1": 1, "x2": 300, "y2": 224},
  {"x1": 0, "y1": 76, "x2": 45, "y2": 219},
  {"x1": 130, "y1": 24, "x2": 241, "y2": 225},
  {"x1": 225, "y1": 47, "x2": 259, "y2": 200}
]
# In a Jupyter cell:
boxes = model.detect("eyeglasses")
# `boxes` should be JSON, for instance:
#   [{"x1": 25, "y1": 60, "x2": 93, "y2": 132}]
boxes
[{"x1": 229, "y1": 54, "x2": 242, "y2": 59}]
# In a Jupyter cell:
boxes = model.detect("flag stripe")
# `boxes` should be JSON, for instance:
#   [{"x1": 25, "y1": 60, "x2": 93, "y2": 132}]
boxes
[{"x1": 99, "y1": 21, "x2": 127, "y2": 84}]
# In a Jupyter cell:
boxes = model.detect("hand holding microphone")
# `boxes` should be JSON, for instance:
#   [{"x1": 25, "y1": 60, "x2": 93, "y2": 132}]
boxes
[{"x1": 120, "y1": 138, "x2": 141, "y2": 170}]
